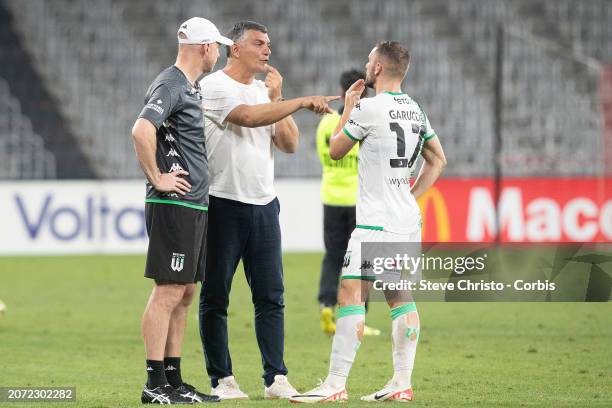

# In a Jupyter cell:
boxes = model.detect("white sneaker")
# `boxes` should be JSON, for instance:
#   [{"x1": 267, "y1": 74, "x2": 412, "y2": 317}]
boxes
[
  {"x1": 360, "y1": 378, "x2": 413, "y2": 402},
  {"x1": 289, "y1": 380, "x2": 348, "y2": 403},
  {"x1": 210, "y1": 376, "x2": 249, "y2": 400},
  {"x1": 264, "y1": 374, "x2": 298, "y2": 399}
]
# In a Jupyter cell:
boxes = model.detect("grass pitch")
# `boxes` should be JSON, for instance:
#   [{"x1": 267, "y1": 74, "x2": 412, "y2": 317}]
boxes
[{"x1": 0, "y1": 254, "x2": 611, "y2": 407}]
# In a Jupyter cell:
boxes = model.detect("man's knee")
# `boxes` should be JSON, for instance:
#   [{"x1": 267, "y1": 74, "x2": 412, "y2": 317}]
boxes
[
  {"x1": 151, "y1": 283, "x2": 187, "y2": 310},
  {"x1": 337, "y1": 279, "x2": 365, "y2": 306},
  {"x1": 180, "y1": 283, "x2": 196, "y2": 307},
  {"x1": 252, "y1": 289, "x2": 284, "y2": 313}
]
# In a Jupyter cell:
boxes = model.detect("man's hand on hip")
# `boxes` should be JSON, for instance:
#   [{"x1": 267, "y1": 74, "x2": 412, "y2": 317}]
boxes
[{"x1": 153, "y1": 170, "x2": 192, "y2": 195}]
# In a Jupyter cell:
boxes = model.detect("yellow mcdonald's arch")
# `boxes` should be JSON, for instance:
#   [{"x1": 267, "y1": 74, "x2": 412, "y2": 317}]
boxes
[{"x1": 417, "y1": 186, "x2": 451, "y2": 242}]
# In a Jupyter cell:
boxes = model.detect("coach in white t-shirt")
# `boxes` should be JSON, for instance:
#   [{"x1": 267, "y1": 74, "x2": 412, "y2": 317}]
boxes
[{"x1": 198, "y1": 21, "x2": 338, "y2": 400}]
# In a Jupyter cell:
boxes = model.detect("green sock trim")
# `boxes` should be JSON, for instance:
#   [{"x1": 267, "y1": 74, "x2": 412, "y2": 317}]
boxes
[
  {"x1": 390, "y1": 303, "x2": 417, "y2": 320},
  {"x1": 337, "y1": 305, "x2": 366, "y2": 319}
]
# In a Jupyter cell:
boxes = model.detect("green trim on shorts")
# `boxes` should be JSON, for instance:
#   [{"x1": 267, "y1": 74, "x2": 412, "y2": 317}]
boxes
[
  {"x1": 356, "y1": 224, "x2": 384, "y2": 231},
  {"x1": 337, "y1": 305, "x2": 366, "y2": 319},
  {"x1": 341, "y1": 275, "x2": 376, "y2": 281},
  {"x1": 145, "y1": 198, "x2": 208, "y2": 211},
  {"x1": 343, "y1": 128, "x2": 360, "y2": 142},
  {"x1": 391, "y1": 303, "x2": 417, "y2": 320}
]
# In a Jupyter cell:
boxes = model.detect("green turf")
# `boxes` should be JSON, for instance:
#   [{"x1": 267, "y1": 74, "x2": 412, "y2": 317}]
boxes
[{"x1": 0, "y1": 254, "x2": 611, "y2": 407}]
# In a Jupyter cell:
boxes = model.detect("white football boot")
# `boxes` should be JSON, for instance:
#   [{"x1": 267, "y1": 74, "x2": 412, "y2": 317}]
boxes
[
  {"x1": 289, "y1": 380, "x2": 348, "y2": 403},
  {"x1": 264, "y1": 374, "x2": 299, "y2": 399},
  {"x1": 360, "y1": 378, "x2": 413, "y2": 402},
  {"x1": 210, "y1": 375, "x2": 249, "y2": 400}
]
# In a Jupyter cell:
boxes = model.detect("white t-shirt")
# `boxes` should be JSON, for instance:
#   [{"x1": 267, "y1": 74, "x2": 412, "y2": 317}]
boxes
[
  {"x1": 342, "y1": 91, "x2": 437, "y2": 234},
  {"x1": 199, "y1": 70, "x2": 276, "y2": 205}
]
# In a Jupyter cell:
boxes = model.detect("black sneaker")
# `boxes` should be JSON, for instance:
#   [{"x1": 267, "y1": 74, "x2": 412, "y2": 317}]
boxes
[
  {"x1": 141, "y1": 384, "x2": 192, "y2": 404},
  {"x1": 175, "y1": 383, "x2": 220, "y2": 403}
]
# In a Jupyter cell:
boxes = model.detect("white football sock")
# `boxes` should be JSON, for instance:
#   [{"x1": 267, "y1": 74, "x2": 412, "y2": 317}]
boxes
[
  {"x1": 326, "y1": 305, "x2": 366, "y2": 389},
  {"x1": 390, "y1": 303, "x2": 419, "y2": 388}
]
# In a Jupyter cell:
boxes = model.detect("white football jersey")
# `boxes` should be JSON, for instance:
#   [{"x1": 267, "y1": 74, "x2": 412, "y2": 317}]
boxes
[{"x1": 342, "y1": 91, "x2": 437, "y2": 234}]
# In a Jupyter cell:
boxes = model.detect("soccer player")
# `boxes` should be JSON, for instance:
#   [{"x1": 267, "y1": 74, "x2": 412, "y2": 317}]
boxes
[
  {"x1": 132, "y1": 17, "x2": 232, "y2": 404},
  {"x1": 291, "y1": 41, "x2": 447, "y2": 403},
  {"x1": 316, "y1": 69, "x2": 379, "y2": 337},
  {"x1": 198, "y1": 21, "x2": 338, "y2": 400}
]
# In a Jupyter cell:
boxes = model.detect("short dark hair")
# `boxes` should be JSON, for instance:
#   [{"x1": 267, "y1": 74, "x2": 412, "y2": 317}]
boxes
[
  {"x1": 374, "y1": 41, "x2": 410, "y2": 79},
  {"x1": 226, "y1": 21, "x2": 268, "y2": 57},
  {"x1": 339, "y1": 69, "x2": 365, "y2": 93}
]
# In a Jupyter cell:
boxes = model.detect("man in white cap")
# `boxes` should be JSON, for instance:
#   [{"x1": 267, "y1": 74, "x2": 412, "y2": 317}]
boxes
[{"x1": 132, "y1": 17, "x2": 232, "y2": 404}]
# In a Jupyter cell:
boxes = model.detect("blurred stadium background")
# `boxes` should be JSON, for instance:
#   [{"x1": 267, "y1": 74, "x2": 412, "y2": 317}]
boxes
[{"x1": 1, "y1": 0, "x2": 611, "y2": 179}]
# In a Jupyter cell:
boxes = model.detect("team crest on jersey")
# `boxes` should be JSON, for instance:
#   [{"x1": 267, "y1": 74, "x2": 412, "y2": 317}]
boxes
[
  {"x1": 171, "y1": 253, "x2": 185, "y2": 272},
  {"x1": 343, "y1": 251, "x2": 351, "y2": 267}
]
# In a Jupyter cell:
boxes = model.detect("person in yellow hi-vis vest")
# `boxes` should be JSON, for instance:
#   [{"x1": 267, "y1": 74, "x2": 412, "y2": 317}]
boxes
[{"x1": 316, "y1": 69, "x2": 380, "y2": 336}]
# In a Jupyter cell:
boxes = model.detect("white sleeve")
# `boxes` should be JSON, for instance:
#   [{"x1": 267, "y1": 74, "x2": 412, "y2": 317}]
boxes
[
  {"x1": 201, "y1": 80, "x2": 243, "y2": 125},
  {"x1": 342, "y1": 100, "x2": 372, "y2": 141}
]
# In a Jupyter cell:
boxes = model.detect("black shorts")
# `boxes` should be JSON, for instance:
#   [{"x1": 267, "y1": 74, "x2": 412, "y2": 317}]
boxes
[{"x1": 144, "y1": 202, "x2": 208, "y2": 284}]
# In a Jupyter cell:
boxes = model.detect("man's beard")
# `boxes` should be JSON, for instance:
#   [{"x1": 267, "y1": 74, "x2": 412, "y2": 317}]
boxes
[{"x1": 364, "y1": 76, "x2": 375, "y2": 89}]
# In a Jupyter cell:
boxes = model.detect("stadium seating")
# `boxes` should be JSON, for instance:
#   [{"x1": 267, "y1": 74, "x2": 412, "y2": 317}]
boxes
[
  {"x1": 0, "y1": 78, "x2": 57, "y2": 179},
  {"x1": 2, "y1": 0, "x2": 609, "y2": 179}
]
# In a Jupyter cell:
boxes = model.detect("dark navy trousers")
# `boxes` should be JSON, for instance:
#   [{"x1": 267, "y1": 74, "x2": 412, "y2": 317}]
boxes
[{"x1": 199, "y1": 195, "x2": 287, "y2": 387}]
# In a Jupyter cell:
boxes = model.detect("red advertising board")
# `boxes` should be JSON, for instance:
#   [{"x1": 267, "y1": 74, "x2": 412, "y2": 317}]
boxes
[{"x1": 418, "y1": 178, "x2": 612, "y2": 242}]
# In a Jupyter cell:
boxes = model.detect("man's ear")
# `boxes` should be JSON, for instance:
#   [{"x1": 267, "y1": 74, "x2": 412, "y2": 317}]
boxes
[
  {"x1": 230, "y1": 43, "x2": 240, "y2": 58},
  {"x1": 375, "y1": 62, "x2": 383, "y2": 77}
]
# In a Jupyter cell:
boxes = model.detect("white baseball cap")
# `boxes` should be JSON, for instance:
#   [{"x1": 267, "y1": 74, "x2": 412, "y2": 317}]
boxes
[{"x1": 177, "y1": 17, "x2": 233, "y2": 46}]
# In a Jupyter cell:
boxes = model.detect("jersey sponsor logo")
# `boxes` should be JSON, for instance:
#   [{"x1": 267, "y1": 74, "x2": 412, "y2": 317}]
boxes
[
  {"x1": 171, "y1": 252, "x2": 185, "y2": 272},
  {"x1": 393, "y1": 96, "x2": 410, "y2": 105},
  {"x1": 388, "y1": 176, "x2": 411, "y2": 188},
  {"x1": 169, "y1": 163, "x2": 183, "y2": 172},
  {"x1": 165, "y1": 134, "x2": 176, "y2": 142},
  {"x1": 166, "y1": 148, "x2": 179, "y2": 157},
  {"x1": 144, "y1": 103, "x2": 164, "y2": 115}
]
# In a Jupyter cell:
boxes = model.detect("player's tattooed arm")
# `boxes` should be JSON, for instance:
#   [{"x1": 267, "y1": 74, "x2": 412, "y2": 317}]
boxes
[
  {"x1": 410, "y1": 136, "x2": 447, "y2": 200},
  {"x1": 329, "y1": 79, "x2": 365, "y2": 160},
  {"x1": 131, "y1": 118, "x2": 191, "y2": 195}
]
